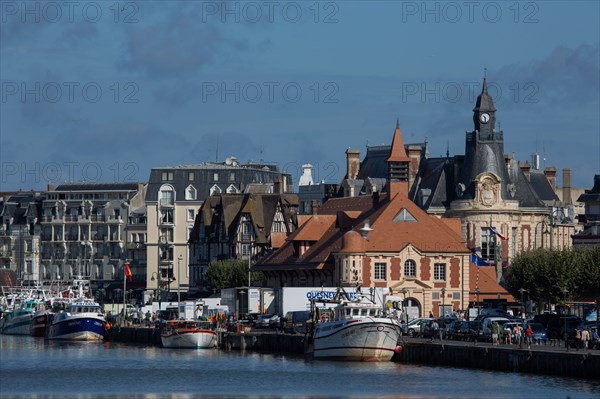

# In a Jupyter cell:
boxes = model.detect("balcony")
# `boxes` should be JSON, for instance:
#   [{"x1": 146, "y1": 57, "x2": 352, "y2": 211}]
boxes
[
  {"x1": 160, "y1": 198, "x2": 174, "y2": 207},
  {"x1": 90, "y1": 216, "x2": 106, "y2": 223},
  {"x1": 0, "y1": 251, "x2": 12, "y2": 258}
]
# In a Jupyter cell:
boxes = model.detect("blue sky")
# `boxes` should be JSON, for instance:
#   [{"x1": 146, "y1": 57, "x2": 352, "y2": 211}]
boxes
[{"x1": 1, "y1": 1, "x2": 599, "y2": 190}]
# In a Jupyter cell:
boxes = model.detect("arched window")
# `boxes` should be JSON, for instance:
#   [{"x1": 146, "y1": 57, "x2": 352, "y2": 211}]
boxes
[
  {"x1": 404, "y1": 259, "x2": 416, "y2": 277},
  {"x1": 159, "y1": 185, "x2": 175, "y2": 206}
]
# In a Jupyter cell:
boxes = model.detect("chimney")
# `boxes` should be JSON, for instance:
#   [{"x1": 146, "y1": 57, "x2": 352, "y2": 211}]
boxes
[
  {"x1": 372, "y1": 191, "x2": 380, "y2": 207},
  {"x1": 47, "y1": 184, "x2": 55, "y2": 191},
  {"x1": 543, "y1": 167, "x2": 557, "y2": 191},
  {"x1": 520, "y1": 161, "x2": 531, "y2": 181},
  {"x1": 346, "y1": 148, "x2": 361, "y2": 180},
  {"x1": 274, "y1": 179, "x2": 282, "y2": 194},
  {"x1": 562, "y1": 168, "x2": 572, "y2": 204},
  {"x1": 299, "y1": 164, "x2": 314, "y2": 187}
]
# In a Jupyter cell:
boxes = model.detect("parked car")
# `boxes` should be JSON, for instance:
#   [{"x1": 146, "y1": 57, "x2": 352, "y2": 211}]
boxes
[
  {"x1": 529, "y1": 322, "x2": 547, "y2": 344},
  {"x1": 404, "y1": 318, "x2": 433, "y2": 337},
  {"x1": 283, "y1": 311, "x2": 311, "y2": 334},
  {"x1": 255, "y1": 314, "x2": 277, "y2": 328},
  {"x1": 455, "y1": 321, "x2": 483, "y2": 342},
  {"x1": 444, "y1": 320, "x2": 463, "y2": 340}
]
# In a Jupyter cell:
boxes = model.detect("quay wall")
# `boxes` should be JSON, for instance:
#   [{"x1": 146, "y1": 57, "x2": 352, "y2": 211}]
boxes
[
  {"x1": 397, "y1": 341, "x2": 599, "y2": 380},
  {"x1": 106, "y1": 328, "x2": 598, "y2": 380}
]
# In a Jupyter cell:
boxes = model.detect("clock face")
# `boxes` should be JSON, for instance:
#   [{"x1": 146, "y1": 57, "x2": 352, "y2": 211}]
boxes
[{"x1": 480, "y1": 113, "x2": 490, "y2": 123}]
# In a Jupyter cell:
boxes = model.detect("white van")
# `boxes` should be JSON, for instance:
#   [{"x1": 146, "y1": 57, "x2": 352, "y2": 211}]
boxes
[{"x1": 482, "y1": 317, "x2": 510, "y2": 335}]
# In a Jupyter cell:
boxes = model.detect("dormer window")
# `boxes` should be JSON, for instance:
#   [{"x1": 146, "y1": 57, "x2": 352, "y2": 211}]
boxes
[
  {"x1": 185, "y1": 185, "x2": 197, "y2": 200},
  {"x1": 210, "y1": 185, "x2": 222, "y2": 196}
]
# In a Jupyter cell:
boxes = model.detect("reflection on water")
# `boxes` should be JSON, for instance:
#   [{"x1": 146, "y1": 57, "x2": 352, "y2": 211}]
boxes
[{"x1": 1, "y1": 335, "x2": 599, "y2": 399}]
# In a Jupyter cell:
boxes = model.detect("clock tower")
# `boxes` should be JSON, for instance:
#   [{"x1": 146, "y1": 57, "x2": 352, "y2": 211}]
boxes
[{"x1": 472, "y1": 77, "x2": 497, "y2": 139}]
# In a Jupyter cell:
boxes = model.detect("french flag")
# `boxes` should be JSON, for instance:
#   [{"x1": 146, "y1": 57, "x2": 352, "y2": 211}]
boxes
[{"x1": 489, "y1": 226, "x2": 508, "y2": 241}]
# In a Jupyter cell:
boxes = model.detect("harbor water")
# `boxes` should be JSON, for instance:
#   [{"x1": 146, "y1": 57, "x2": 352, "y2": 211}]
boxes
[{"x1": 1, "y1": 335, "x2": 599, "y2": 399}]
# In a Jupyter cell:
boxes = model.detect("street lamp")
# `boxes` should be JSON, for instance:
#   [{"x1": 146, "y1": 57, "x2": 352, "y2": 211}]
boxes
[
  {"x1": 150, "y1": 272, "x2": 161, "y2": 310},
  {"x1": 562, "y1": 288, "x2": 569, "y2": 349},
  {"x1": 400, "y1": 288, "x2": 408, "y2": 325},
  {"x1": 475, "y1": 288, "x2": 481, "y2": 318},
  {"x1": 177, "y1": 254, "x2": 183, "y2": 313},
  {"x1": 518, "y1": 288, "x2": 527, "y2": 318},
  {"x1": 441, "y1": 287, "x2": 446, "y2": 318}
]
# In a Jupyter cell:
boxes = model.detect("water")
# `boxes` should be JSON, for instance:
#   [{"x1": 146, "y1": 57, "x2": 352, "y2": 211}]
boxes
[{"x1": 1, "y1": 335, "x2": 598, "y2": 399}]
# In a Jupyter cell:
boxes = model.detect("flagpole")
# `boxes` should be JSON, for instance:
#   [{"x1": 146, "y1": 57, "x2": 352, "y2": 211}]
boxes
[{"x1": 123, "y1": 260, "x2": 127, "y2": 326}]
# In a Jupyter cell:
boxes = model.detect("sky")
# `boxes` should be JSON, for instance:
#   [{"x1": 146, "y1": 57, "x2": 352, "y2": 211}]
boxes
[{"x1": 1, "y1": 0, "x2": 599, "y2": 191}]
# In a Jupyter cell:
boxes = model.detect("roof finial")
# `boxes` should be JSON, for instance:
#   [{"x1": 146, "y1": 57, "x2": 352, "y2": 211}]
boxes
[
  {"x1": 484, "y1": 67, "x2": 487, "y2": 79},
  {"x1": 396, "y1": 118, "x2": 400, "y2": 129},
  {"x1": 446, "y1": 140, "x2": 450, "y2": 158}
]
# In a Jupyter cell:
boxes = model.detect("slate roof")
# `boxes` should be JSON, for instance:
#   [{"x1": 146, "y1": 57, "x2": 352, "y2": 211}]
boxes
[
  {"x1": 468, "y1": 263, "x2": 515, "y2": 302},
  {"x1": 529, "y1": 170, "x2": 559, "y2": 202},
  {"x1": 55, "y1": 183, "x2": 141, "y2": 191},
  {"x1": 577, "y1": 175, "x2": 600, "y2": 202}
]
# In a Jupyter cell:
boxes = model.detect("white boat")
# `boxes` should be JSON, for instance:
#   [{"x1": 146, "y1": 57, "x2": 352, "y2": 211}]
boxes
[
  {"x1": 161, "y1": 320, "x2": 217, "y2": 349},
  {"x1": 46, "y1": 278, "x2": 106, "y2": 341},
  {"x1": 311, "y1": 293, "x2": 401, "y2": 361}
]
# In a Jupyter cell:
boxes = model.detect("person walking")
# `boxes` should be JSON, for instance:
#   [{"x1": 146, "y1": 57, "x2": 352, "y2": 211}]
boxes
[
  {"x1": 581, "y1": 327, "x2": 590, "y2": 350},
  {"x1": 514, "y1": 324, "x2": 523, "y2": 349},
  {"x1": 525, "y1": 324, "x2": 533, "y2": 349}
]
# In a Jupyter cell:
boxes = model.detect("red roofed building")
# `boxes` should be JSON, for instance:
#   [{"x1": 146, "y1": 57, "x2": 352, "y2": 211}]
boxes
[{"x1": 255, "y1": 124, "x2": 474, "y2": 318}]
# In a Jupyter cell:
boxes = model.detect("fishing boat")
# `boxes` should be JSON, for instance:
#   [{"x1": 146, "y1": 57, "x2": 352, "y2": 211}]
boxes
[
  {"x1": 46, "y1": 278, "x2": 106, "y2": 341},
  {"x1": 30, "y1": 298, "x2": 70, "y2": 337},
  {"x1": 161, "y1": 320, "x2": 217, "y2": 349},
  {"x1": 311, "y1": 291, "x2": 401, "y2": 361},
  {"x1": 0, "y1": 299, "x2": 42, "y2": 335}
]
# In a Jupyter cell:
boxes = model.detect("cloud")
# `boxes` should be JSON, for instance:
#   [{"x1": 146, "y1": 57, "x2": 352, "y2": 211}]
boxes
[{"x1": 117, "y1": 3, "x2": 248, "y2": 78}]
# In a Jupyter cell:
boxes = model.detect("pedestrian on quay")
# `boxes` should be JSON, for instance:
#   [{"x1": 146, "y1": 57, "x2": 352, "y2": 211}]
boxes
[
  {"x1": 431, "y1": 320, "x2": 439, "y2": 342},
  {"x1": 145, "y1": 310, "x2": 151, "y2": 327},
  {"x1": 514, "y1": 324, "x2": 523, "y2": 348},
  {"x1": 581, "y1": 327, "x2": 590, "y2": 350},
  {"x1": 504, "y1": 325, "x2": 512, "y2": 345},
  {"x1": 491, "y1": 321, "x2": 499, "y2": 346},
  {"x1": 525, "y1": 324, "x2": 533, "y2": 349},
  {"x1": 575, "y1": 328, "x2": 581, "y2": 350}
]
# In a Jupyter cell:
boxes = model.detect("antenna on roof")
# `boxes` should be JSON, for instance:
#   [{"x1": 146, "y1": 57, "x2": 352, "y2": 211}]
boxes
[
  {"x1": 259, "y1": 137, "x2": 264, "y2": 162},
  {"x1": 215, "y1": 136, "x2": 219, "y2": 163},
  {"x1": 543, "y1": 142, "x2": 547, "y2": 169}
]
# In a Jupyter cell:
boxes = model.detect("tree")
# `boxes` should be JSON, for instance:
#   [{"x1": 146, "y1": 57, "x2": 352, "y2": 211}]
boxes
[
  {"x1": 205, "y1": 260, "x2": 264, "y2": 295},
  {"x1": 573, "y1": 246, "x2": 600, "y2": 321},
  {"x1": 506, "y1": 248, "x2": 579, "y2": 313}
]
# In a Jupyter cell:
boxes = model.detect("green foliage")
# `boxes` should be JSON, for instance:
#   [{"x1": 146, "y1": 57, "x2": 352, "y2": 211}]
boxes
[
  {"x1": 205, "y1": 259, "x2": 265, "y2": 294},
  {"x1": 507, "y1": 247, "x2": 600, "y2": 313}
]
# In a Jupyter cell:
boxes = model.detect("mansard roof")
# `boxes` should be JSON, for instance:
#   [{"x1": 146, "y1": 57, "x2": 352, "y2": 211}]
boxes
[
  {"x1": 54, "y1": 182, "x2": 141, "y2": 192},
  {"x1": 577, "y1": 175, "x2": 600, "y2": 202}
]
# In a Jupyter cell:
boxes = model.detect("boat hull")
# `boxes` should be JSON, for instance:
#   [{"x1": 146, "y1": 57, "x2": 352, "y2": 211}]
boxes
[
  {"x1": 1, "y1": 314, "x2": 33, "y2": 335},
  {"x1": 313, "y1": 319, "x2": 400, "y2": 361},
  {"x1": 161, "y1": 329, "x2": 217, "y2": 349},
  {"x1": 47, "y1": 315, "x2": 106, "y2": 341},
  {"x1": 31, "y1": 310, "x2": 52, "y2": 337}
]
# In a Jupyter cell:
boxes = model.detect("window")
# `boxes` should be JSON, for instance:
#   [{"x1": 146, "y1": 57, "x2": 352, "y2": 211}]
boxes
[
  {"x1": 374, "y1": 262, "x2": 386, "y2": 280},
  {"x1": 481, "y1": 228, "x2": 496, "y2": 262},
  {"x1": 188, "y1": 172, "x2": 194, "y2": 181},
  {"x1": 187, "y1": 209, "x2": 195, "y2": 221},
  {"x1": 241, "y1": 244, "x2": 250, "y2": 257},
  {"x1": 160, "y1": 209, "x2": 174, "y2": 224},
  {"x1": 160, "y1": 189, "x2": 174, "y2": 206},
  {"x1": 185, "y1": 185, "x2": 197, "y2": 200},
  {"x1": 393, "y1": 208, "x2": 417, "y2": 222},
  {"x1": 229, "y1": 172, "x2": 236, "y2": 181},
  {"x1": 404, "y1": 259, "x2": 416, "y2": 277},
  {"x1": 434, "y1": 263, "x2": 446, "y2": 281},
  {"x1": 511, "y1": 227, "x2": 517, "y2": 259},
  {"x1": 210, "y1": 185, "x2": 222, "y2": 196},
  {"x1": 226, "y1": 184, "x2": 238, "y2": 194},
  {"x1": 213, "y1": 172, "x2": 219, "y2": 182},
  {"x1": 161, "y1": 171, "x2": 174, "y2": 181}
]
